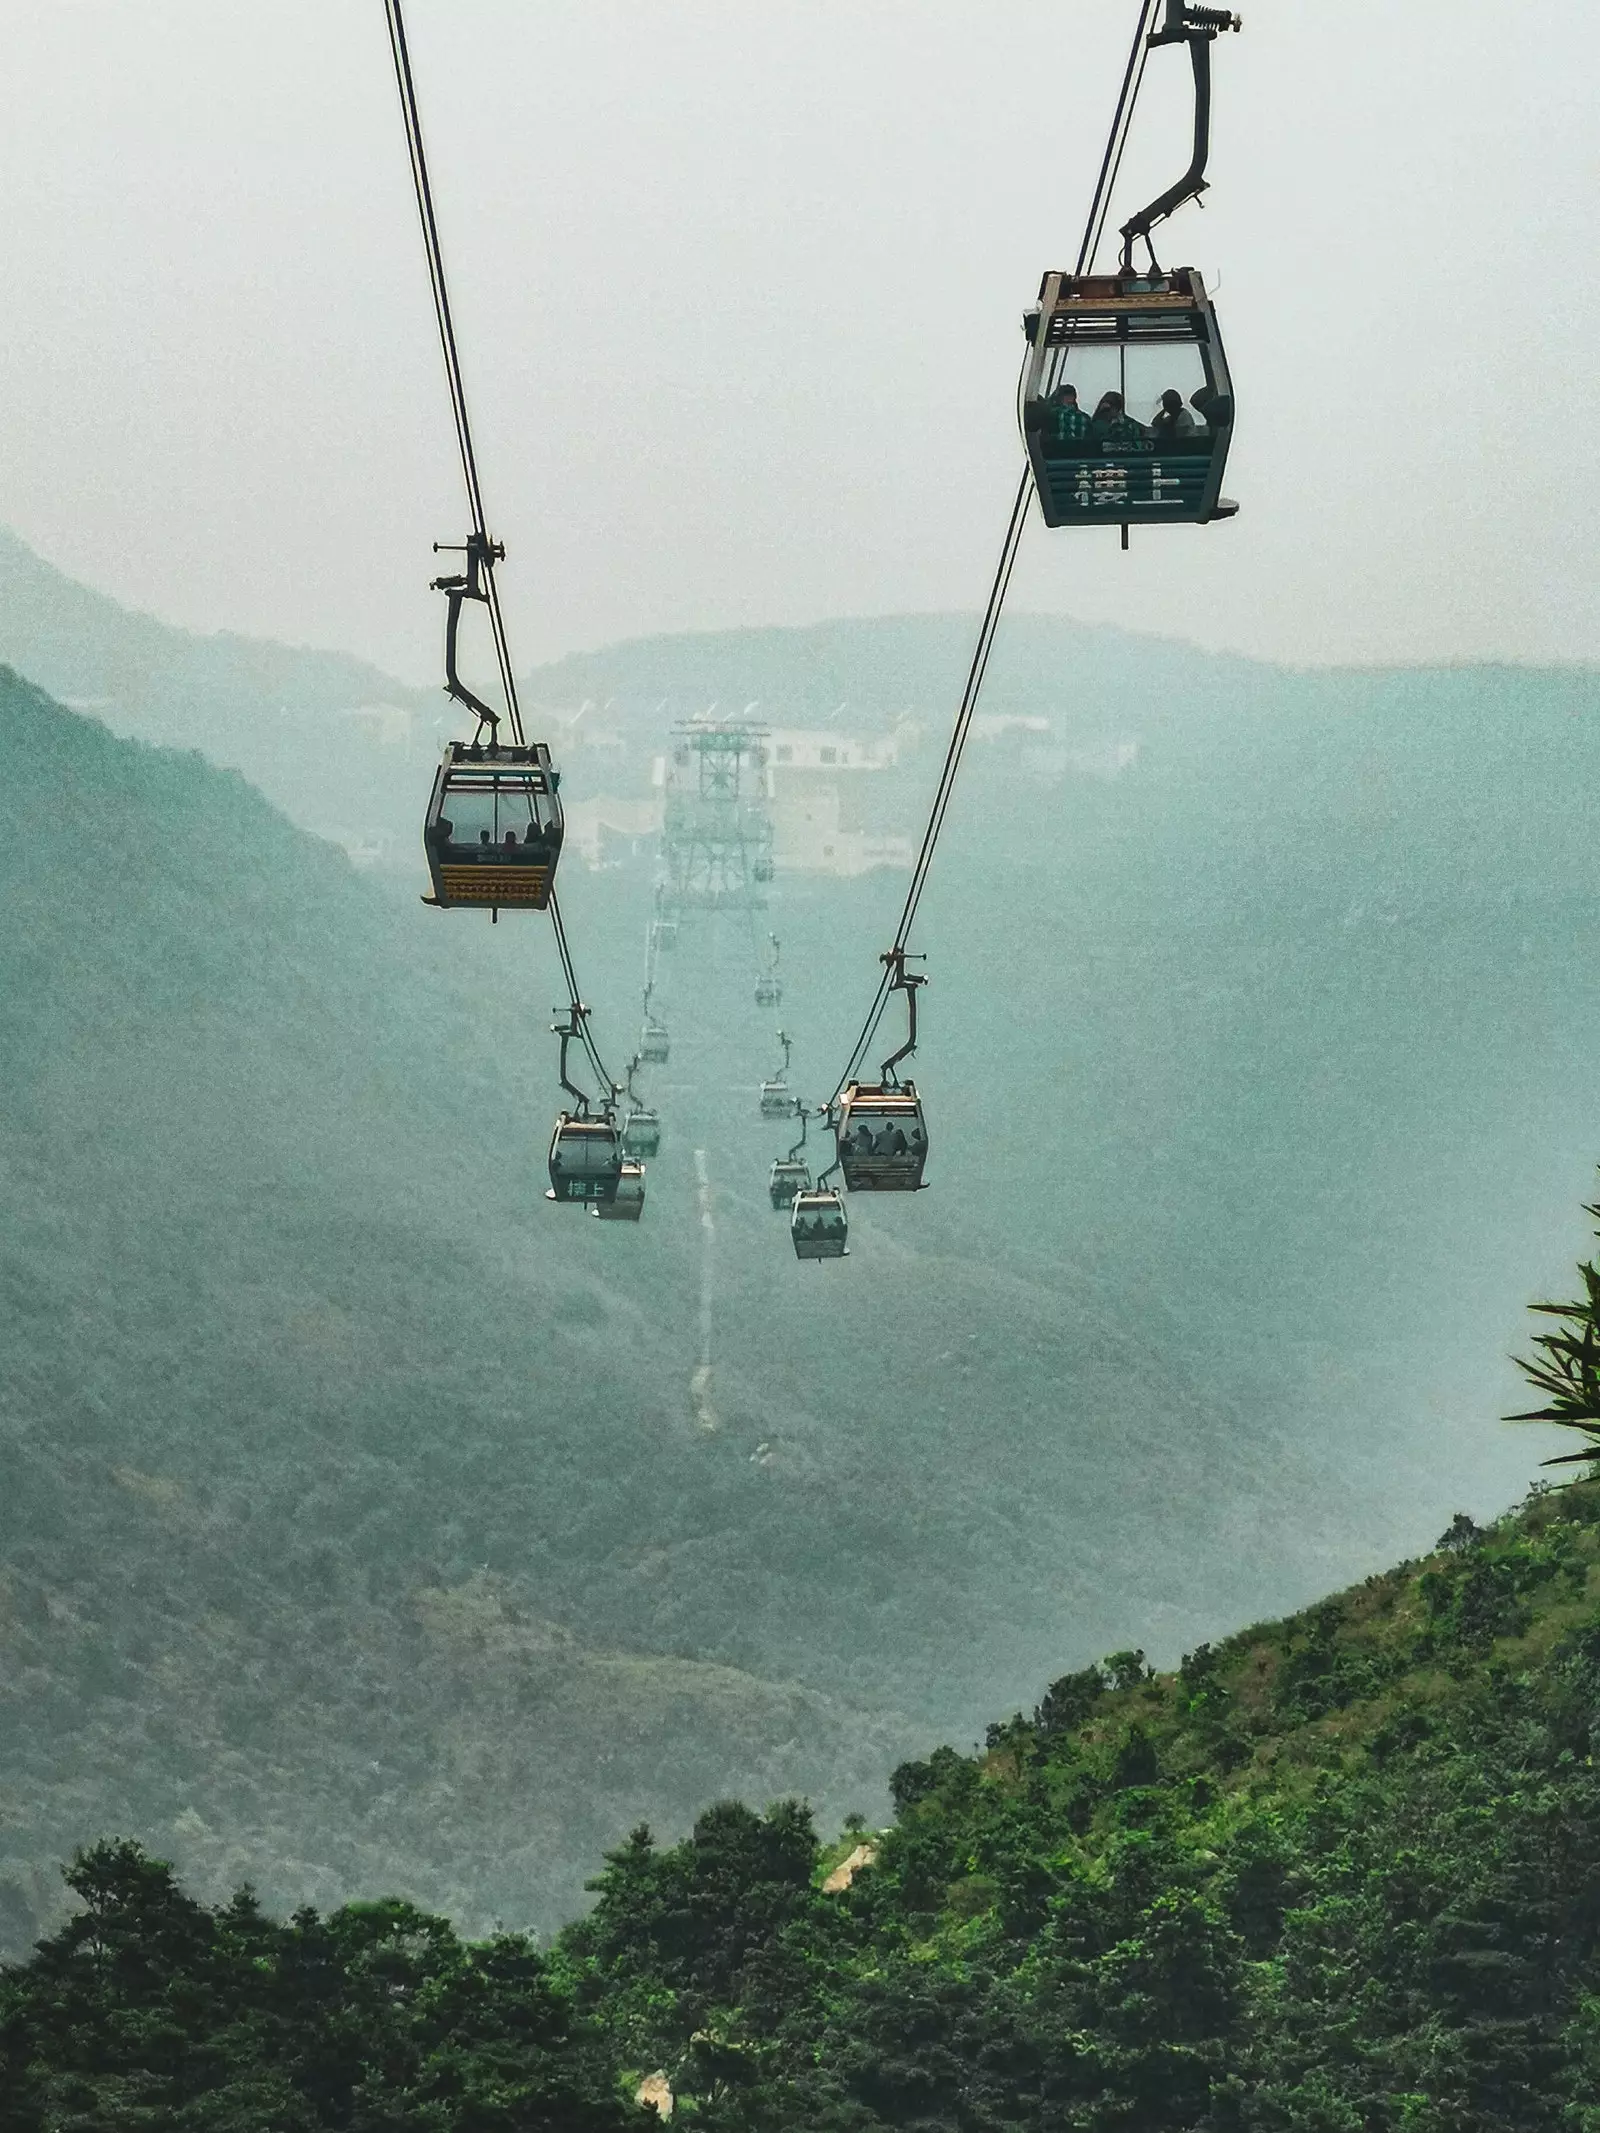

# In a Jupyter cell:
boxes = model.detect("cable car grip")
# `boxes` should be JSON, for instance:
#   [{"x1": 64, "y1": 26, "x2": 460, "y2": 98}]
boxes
[
  {"x1": 552, "y1": 1004, "x2": 601, "y2": 1115},
  {"x1": 430, "y1": 530, "x2": 506, "y2": 734},
  {"x1": 1118, "y1": 1, "x2": 1241, "y2": 272},
  {"x1": 878, "y1": 948, "x2": 927, "y2": 1084}
]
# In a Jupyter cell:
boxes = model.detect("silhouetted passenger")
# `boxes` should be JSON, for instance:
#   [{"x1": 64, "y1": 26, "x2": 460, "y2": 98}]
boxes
[
  {"x1": 479, "y1": 828, "x2": 492, "y2": 847},
  {"x1": 1092, "y1": 390, "x2": 1147, "y2": 445},
  {"x1": 1190, "y1": 385, "x2": 1234, "y2": 430},
  {"x1": 503, "y1": 828, "x2": 520, "y2": 849},
  {"x1": 1150, "y1": 388, "x2": 1198, "y2": 442},
  {"x1": 1046, "y1": 383, "x2": 1093, "y2": 447}
]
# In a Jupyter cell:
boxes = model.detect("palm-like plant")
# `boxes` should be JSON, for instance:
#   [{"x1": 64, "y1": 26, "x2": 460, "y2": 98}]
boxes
[{"x1": 1508, "y1": 1197, "x2": 1600, "y2": 1467}]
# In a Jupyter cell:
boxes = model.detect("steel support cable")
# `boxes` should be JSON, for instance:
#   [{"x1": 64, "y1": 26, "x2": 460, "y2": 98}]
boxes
[
  {"x1": 384, "y1": 0, "x2": 525, "y2": 747},
  {"x1": 386, "y1": 0, "x2": 615, "y2": 1090},
  {"x1": 825, "y1": 464, "x2": 1033, "y2": 1108},
  {"x1": 1078, "y1": 0, "x2": 1161, "y2": 275},
  {"x1": 822, "y1": 3, "x2": 1158, "y2": 1115},
  {"x1": 549, "y1": 891, "x2": 616, "y2": 1096}
]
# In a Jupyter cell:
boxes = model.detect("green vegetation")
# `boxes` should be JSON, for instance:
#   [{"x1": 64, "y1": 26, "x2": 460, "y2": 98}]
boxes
[
  {"x1": 9, "y1": 1480, "x2": 1600, "y2": 2127},
  {"x1": 1510, "y1": 1197, "x2": 1600, "y2": 1459}
]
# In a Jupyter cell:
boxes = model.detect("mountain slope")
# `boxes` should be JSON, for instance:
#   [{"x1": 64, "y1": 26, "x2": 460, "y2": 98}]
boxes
[
  {"x1": 7, "y1": 1477, "x2": 1600, "y2": 2130},
  {"x1": 0, "y1": 666, "x2": 926, "y2": 1943},
  {"x1": 558, "y1": 1473, "x2": 1600, "y2": 2130}
]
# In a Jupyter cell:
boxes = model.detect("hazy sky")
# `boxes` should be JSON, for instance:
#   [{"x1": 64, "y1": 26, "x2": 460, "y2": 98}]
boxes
[{"x1": 2, "y1": 1, "x2": 1595, "y2": 678}]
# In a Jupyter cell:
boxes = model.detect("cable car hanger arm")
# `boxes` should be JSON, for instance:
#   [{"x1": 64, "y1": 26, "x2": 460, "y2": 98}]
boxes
[
  {"x1": 877, "y1": 950, "x2": 926, "y2": 1084},
  {"x1": 553, "y1": 1005, "x2": 600, "y2": 1113},
  {"x1": 1118, "y1": 1, "x2": 1241, "y2": 272},
  {"x1": 431, "y1": 533, "x2": 503, "y2": 733}
]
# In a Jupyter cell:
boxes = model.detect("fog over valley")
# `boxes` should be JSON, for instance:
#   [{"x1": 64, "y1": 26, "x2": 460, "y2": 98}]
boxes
[{"x1": 5, "y1": 6, "x2": 1600, "y2": 2122}]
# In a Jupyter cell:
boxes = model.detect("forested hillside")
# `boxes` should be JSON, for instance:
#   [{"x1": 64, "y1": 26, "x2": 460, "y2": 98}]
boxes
[
  {"x1": 4, "y1": 580, "x2": 1600, "y2": 1952},
  {"x1": 8, "y1": 1475, "x2": 1600, "y2": 2129}
]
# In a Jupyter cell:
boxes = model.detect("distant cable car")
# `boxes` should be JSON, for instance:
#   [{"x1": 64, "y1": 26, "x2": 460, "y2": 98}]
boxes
[
  {"x1": 651, "y1": 917, "x2": 678, "y2": 953},
  {"x1": 424, "y1": 739, "x2": 563, "y2": 909},
  {"x1": 769, "y1": 1100, "x2": 810, "y2": 1209},
  {"x1": 759, "y1": 1029, "x2": 794, "y2": 1119},
  {"x1": 769, "y1": 1157, "x2": 811, "y2": 1210},
  {"x1": 622, "y1": 1107, "x2": 661, "y2": 1160},
  {"x1": 755, "y1": 933, "x2": 783, "y2": 1008},
  {"x1": 835, "y1": 1082, "x2": 928, "y2": 1191},
  {"x1": 1021, "y1": 269, "x2": 1236, "y2": 529},
  {"x1": 622, "y1": 1108, "x2": 662, "y2": 1159},
  {"x1": 790, "y1": 1187, "x2": 848, "y2": 1260},
  {"x1": 640, "y1": 1018, "x2": 670, "y2": 1066},
  {"x1": 591, "y1": 1160, "x2": 645, "y2": 1221},
  {"x1": 546, "y1": 1113, "x2": 623, "y2": 1203}
]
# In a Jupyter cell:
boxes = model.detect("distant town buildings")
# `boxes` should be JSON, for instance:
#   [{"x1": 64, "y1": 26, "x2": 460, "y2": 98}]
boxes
[{"x1": 763, "y1": 724, "x2": 915, "y2": 877}]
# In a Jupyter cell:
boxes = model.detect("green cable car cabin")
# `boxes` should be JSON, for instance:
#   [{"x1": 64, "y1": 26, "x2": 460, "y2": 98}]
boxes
[
  {"x1": 622, "y1": 1107, "x2": 662, "y2": 1160},
  {"x1": 790, "y1": 1188, "x2": 848, "y2": 1260},
  {"x1": 1020, "y1": 268, "x2": 1236, "y2": 529},
  {"x1": 545, "y1": 1113, "x2": 623, "y2": 1204},
  {"x1": 835, "y1": 1082, "x2": 928, "y2": 1191},
  {"x1": 591, "y1": 1160, "x2": 645, "y2": 1221}
]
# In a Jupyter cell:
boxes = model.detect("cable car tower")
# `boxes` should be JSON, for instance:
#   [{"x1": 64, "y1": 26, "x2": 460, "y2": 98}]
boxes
[{"x1": 661, "y1": 720, "x2": 775, "y2": 914}]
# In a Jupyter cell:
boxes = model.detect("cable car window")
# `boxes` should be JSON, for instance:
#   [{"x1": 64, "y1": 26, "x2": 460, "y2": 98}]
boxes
[
  {"x1": 1039, "y1": 341, "x2": 1212, "y2": 447},
  {"x1": 433, "y1": 780, "x2": 548, "y2": 849}
]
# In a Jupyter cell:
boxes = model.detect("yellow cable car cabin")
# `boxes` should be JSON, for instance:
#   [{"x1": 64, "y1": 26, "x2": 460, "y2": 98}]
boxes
[
  {"x1": 835, "y1": 1082, "x2": 928, "y2": 1191},
  {"x1": 790, "y1": 1188, "x2": 848, "y2": 1259},
  {"x1": 546, "y1": 1113, "x2": 623, "y2": 1204},
  {"x1": 424, "y1": 740, "x2": 563, "y2": 909},
  {"x1": 591, "y1": 1160, "x2": 645, "y2": 1221},
  {"x1": 1020, "y1": 268, "x2": 1236, "y2": 529}
]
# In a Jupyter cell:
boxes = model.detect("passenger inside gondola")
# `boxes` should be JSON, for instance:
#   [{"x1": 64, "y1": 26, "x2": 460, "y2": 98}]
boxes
[
  {"x1": 1190, "y1": 384, "x2": 1233, "y2": 431},
  {"x1": 1151, "y1": 387, "x2": 1197, "y2": 442},
  {"x1": 431, "y1": 782, "x2": 545, "y2": 858},
  {"x1": 1092, "y1": 391, "x2": 1147, "y2": 445},
  {"x1": 1047, "y1": 383, "x2": 1093, "y2": 445}
]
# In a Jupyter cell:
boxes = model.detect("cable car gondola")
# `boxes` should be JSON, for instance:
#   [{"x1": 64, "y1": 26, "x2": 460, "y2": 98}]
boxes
[
  {"x1": 835, "y1": 1081, "x2": 928, "y2": 1191},
  {"x1": 622, "y1": 1106, "x2": 661, "y2": 1160},
  {"x1": 546, "y1": 1113, "x2": 623, "y2": 1203},
  {"x1": 545, "y1": 1010, "x2": 623, "y2": 1203},
  {"x1": 1020, "y1": 3, "x2": 1241, "y2": 534},
  {"x1": 640, "y1": 1018, "x2": 670, "y2": 1066},
  {"x1": 759, "y1": 1030, "x2": 794, "y2": 1120},
  {"x1": 591, "y1": 1160, "x2": 645, "y2": 1221},
  {"x1": 1021, "y1": 268, "x2": 1235, "y2": 528},
  {"x1": 754, "y1": 933, "x2": 783, "y2": 1009},
  {"x1": 790, "y1": 1187, "x2": 848, "y2": 1260},
  {"x1": 768, "y1": 1101, "x2": 811, "y2": 1209},
  {"x1": 769, "y1": 1157, "x2": 811, "y2": 1210},
  {"x1": 423, "y1": 739, "x2": 562, "y2": 908}
]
